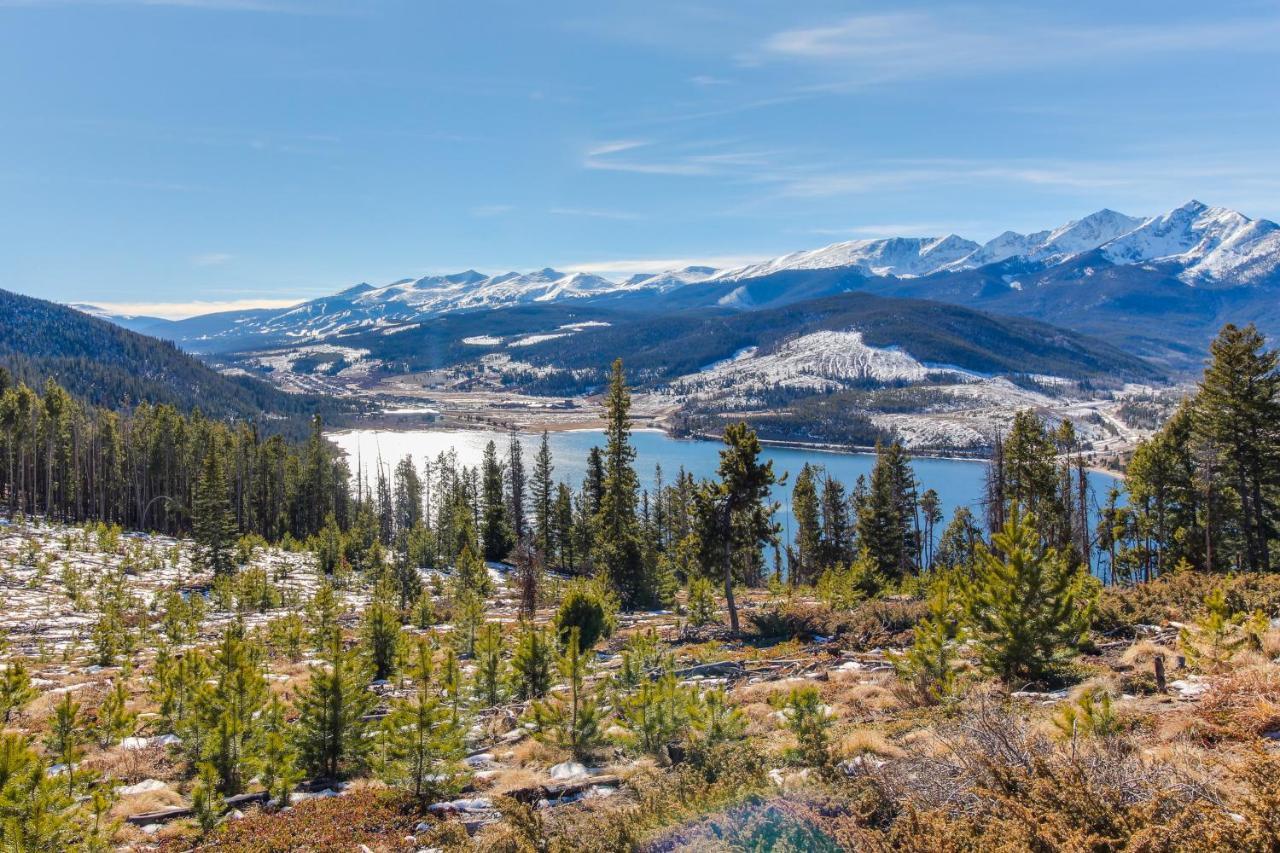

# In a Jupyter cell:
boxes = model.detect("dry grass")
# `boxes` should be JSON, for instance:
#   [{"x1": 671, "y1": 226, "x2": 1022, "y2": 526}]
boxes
[
  {"x1": 1120, "y1": 640, "x2": 1173, "y2": 669},
  {"x1": 837, "y1": 728, "x2": 904, "y2": 760},
  {"x1": 1198, "y1": 664, "x2": 1280, "y2": 738}
]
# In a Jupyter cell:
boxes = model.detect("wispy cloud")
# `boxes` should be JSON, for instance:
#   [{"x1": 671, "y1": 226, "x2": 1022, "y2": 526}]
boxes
[
  {"x1": 88, "y1": 297, "x2": 302, "y2": 320},
  {"x1": 549, "y1": 206, "x2": 644, "y2": 221},
  {"x1": 759, "y1": 11, "x2": 1280, "y2": 85},
  {"x1": 191, "y1": 251, "x2": 233, "y2": 267},
  {"x1": 470, "y1": 204, "x2": 514, "y2": 217},
  {"x1": 562, "y1": 254, "x2": 770, "y2": 277},
  {"x1": 0, "y1": 0, "x2": 335, "y2": 12},
  {"x1": 583, "y1": 138, "x2": 778, "y2": 177},
  {"x1": 803, "y1": 221, "x2": 988, "y2": 239}
]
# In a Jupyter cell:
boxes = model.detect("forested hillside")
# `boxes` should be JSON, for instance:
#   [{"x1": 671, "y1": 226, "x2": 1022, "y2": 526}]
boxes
[{"x1": 0, "y1": 288, "x2": 355, "y2": 429}]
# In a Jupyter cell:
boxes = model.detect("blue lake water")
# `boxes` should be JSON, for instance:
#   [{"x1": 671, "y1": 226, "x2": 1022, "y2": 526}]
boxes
[{"x1": 330, "y1": 427, "x2": 1122, "y2": 547}]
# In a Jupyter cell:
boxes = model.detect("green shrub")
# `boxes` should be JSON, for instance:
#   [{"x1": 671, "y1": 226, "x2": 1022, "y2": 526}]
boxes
[{"x1": 554, "y1": 578, "x2": 618, "y2": 653}]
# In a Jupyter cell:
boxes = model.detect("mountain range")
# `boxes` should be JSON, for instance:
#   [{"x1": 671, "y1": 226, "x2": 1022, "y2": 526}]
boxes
[{"x1": 79, "y1": 200, "x2": 1277, "y2": 374}]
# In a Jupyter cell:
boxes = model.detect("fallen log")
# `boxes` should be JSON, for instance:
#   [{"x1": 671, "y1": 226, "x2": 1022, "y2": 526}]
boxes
[
  {"x1": 125, "y1": 791, "x2": 269, "y2": 826},
  {"x1": 672, "y1": 661, "x2": 745, "y2": 679},
  {"x1": 507, "y1": 774, "x2": 622, "y2": 804}
]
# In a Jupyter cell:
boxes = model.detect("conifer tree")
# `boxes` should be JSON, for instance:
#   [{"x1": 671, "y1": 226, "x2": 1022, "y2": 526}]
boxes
[
  {"x1": 452, "y1": 541, "x2": 492, "y2": 599},
  {"x1": 856, "y1": 441, "x2": 919, "y2": 581},
  {"x1": 531, "y1": 627, "x2": 604, "y2": 761},
  {"x1": 204, "y1": 623, "x2": 269, "y2": 795},
  {"x1": 1192, "y1": 323, "x2": 1280, "y2": 572},
  {"x1": 362, "y1": 577, "x2": 402, "y2": 681},
  {"x1": 481, "y1": 440, "x2": 515, "y2": 561},
  {"x1": 891, "y1": 576, "x2": 960, "y2": 704},
  {"x1": 696, "y1": 423, "x2": 778, "y2": 632},
  {"x1": 1180, "y1": 584, "x2": 1244, "y2": 672},
  {"x1": 689, "y1": 687, "x2": 746, "y2": 746},
  {"x1": 193, "y1": 447, "x2": 238, "y2": 577},
  {"x1": 507, "y1": 430, "x2": 527, "y2": 542},
  {"x1": 258, "y1": 695, "x2": 300, "y2": 808},
  {"x1": 295, "y1": 638, "x2": 376, "y2": 780},
  {"x1": 95, "y1": 677, "x2": 135, "y2": 748},
  {"x1": 791, "y1": 464, "x2": 822, "y2": 585},
  {"x1": 531, "y1": 431, "x2": 555, "y2": 560},
  {"x1": 307, "y1": 580, "x2": 340, "y2": 650},
  {"x1": 190, "y1": 761, "x2": 226, "y2": 837},
  {"x1": 46, "y1": 692, "x2": 85, "y2": 796},
  {"x1": 380, "y1": 638, "x2": 466, "y2": 801},
  {"x1": 473, "y1": 621, "x2": 508, "y2": 708},
  {"x1": 780, "y1": 685, "x2": 831, "y2": 768},
  {"x1": 512, "y1": 621, "x2": 554, "y2": 701},
  {"x1": 0, "y1": 657, "x2": 35, "y2": 723},
  {"x1": 617, "y1": 672, "x2": 690, "y2": 756},
  {"x1": 593, "y1": 359, "x2": 649, "y2": 607},
  {"x1": 962, "y1": 514, "x2": 1095, "y2": 682}
]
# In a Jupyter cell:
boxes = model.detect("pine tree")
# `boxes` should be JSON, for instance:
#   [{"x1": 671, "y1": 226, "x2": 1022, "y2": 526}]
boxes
[
  {"x1": 204, "y1": 623, "x2": 269, "y2": 795},
  {"x1": 46, "y1": 692, "x2": 85, "y2": 796},
  {"x1": 258, "y1": 695, "x2": 301, "y2": 808},
  {"x1": 193, "y1": 447, "x2": 238, "y2": 577},
  {"x1": 294, "y1": 638, "x2": 376, "y2": 780},
  {"x1": 531, "y1": 628, "x2": 605, "y2": 761},
  {"x1": 962, "y1": 514, "x2": 1095, "y2": 682},
  {"x1": 593, "y1": 359, "x2": 649, "y2": 607},
  {"x1": 481, "y1": 440, "x2": 515, "y2": 561},
  {"x1": 452, "y1": 541, "x2": 492, "y2": 599},
  {"x1": 473, "y1": 622, "x2": 508, "y2": 708},
  {"x1": 689, "y1": 686, "x2": 746, "y2": 746},
  {"x1": 856, "y1": 441, "x2": 919, "y2": 581},
  {"x1": 0, "y1": 657, "x2": 35, "y2": 723},
  {"x1": 190, "y1": 761, "x2": 226, "y2": 837},
  {"x1": 1180, "y1": 584, "x2": 1245, "y2": 672},
  {"x1": 362, "y1": 578, "x2": 402, "y2": 681},
  {"x1": 307, "y1": 580, "x2": 340, "y2": 650},
  {"x1": 531, "y1": 431, "x2": 555, "y2": 561},
  {"x1": 686, "y1": 576, "x2": 718, "y2": 628},
  {"x1": 95, "y1": 677, "x2": 135, "y2": 748},
  {"x1": 1193, "y1": 323, "x2": 1280, "y2": 572},
  {"x1": 696, "y1": 423, "x2": 778, "y2": 632},
  {"x1": 512, "y1": 622, "x2": 554, "y2": 700},
  {"x1": 780, "y1": 685, "x2": 831, "y2": 768},
  {"x1": 891, "y1": 576, "x2": 960, "y2": 704},
  {"x1": 791, "y1": 464, "x2": 822, "y2": 585},
  {"x1": 617, "y1": 672, "x2": 691, "y2": 756},
  {"x1": 507, "y1": 430, "x2": 527, "y2": 542},
  {"x1": 380, "y1": 638, "x2": 466, "y2": 801}
]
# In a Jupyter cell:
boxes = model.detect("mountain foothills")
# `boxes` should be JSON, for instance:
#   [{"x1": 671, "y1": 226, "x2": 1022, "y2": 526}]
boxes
[{"x1": 0, "y1": 288, "x2": 357, "y2": 433}]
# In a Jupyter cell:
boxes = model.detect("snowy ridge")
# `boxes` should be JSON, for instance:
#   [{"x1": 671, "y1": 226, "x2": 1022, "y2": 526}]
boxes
[
  {"x1": 715, "y1": 235, "x2": 981, "y2": 281},
  {"x1": 672, "y1": 330, "x2": 952, "y2": 400},
  {"x1": 1101, "y1": 201, "x2": 1280, "y2": 283},
  {"x1": 107, "y1": 200, "x2": 1280, "y2": 350}
]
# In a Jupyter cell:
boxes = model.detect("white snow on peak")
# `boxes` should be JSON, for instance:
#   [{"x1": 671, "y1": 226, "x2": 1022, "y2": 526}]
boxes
[
  {"x1": 1101, "y1": 200, "x2": 1280, "y2": 283},
  {"x1": 715, "y1": 235, "x2": 981, "y2": 281},
  {"x1": 941, "y1": 209, "x2": 1145, "y2": 271}
]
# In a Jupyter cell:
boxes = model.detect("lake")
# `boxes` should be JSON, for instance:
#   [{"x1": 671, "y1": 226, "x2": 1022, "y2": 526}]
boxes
[{"x1": 328, "y1": 427, "x2": 1123, "y2": 546}]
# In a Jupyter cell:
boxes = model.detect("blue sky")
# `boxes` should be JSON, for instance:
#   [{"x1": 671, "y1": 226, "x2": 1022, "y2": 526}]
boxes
[{"x1": 2, "y1": 0, "x2": 1278, "y2": 317}]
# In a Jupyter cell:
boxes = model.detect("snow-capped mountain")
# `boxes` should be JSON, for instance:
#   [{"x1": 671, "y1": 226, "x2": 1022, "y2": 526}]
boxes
[
  {"x1": 715, "y1": 234, "x2": 981, "y2": 281},
  {"x1": 99, "y1": 201, "x2": 1280, "y2": 363},
  {"x1": 1101, "y1": 200, "x2": 1280, "y2": 284}
]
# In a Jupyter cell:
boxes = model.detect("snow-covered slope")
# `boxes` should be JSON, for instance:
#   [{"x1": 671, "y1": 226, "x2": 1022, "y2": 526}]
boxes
[
  {"x1": 92, "y1": 201, "x2": 1280, "y2": 353},
  {"x1": 1101, "y1": 200, "x2": 1280, "y2": 284},
  {"x1": 673, "y1": 330, "x2": 948, "y2": 401},
  {"x1": 716, "y1": 235, "x2": 981, "y2": 281}
]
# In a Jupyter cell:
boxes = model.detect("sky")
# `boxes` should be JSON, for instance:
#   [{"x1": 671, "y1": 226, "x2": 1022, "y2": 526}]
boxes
[{"x1": 2, "y1": 0, "x2": 1279, "y2": 318}]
